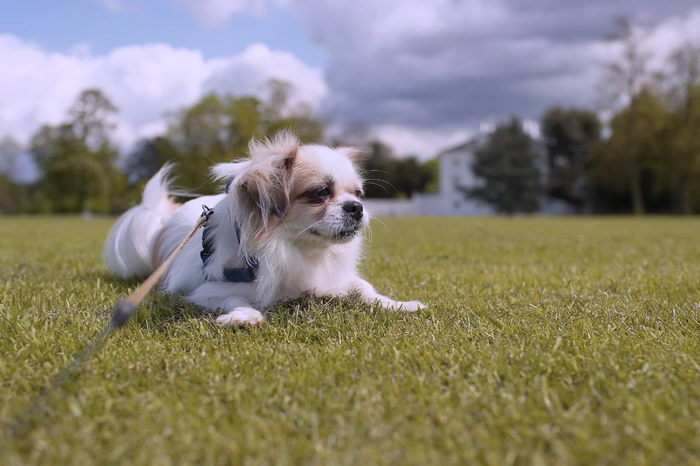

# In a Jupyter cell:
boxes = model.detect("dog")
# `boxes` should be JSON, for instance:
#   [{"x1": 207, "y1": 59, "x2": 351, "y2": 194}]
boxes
[{"x1": 103, "y1": 132, "x2": 425, "y2": 326}]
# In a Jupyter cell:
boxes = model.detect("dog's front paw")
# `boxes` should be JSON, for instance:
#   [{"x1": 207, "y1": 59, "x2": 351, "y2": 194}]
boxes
[
  {"x1": 398, "y1": 300, "x2": 427, "y2": 312},
  {"x1": 216, "y1": 307, "x2": 265, "y2": 327},
  {"x1": 382, "y1": 299, "x2": 426, "y2": 312}
]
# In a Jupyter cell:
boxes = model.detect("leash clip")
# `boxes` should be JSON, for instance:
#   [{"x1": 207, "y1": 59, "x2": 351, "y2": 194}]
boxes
[{"x1": 201, "y1": 204, "x2": 214, "y2": 221}]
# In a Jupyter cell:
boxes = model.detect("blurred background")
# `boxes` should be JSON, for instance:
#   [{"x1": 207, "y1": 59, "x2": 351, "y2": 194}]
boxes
[{"x1": 1, "y1": 0, "x2": 699, "y2": 216}]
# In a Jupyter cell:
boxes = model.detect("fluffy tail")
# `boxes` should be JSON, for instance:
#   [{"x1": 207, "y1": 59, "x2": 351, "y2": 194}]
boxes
[{"x1": 103, "y1": 164, "x2": 178, "y2": 278}]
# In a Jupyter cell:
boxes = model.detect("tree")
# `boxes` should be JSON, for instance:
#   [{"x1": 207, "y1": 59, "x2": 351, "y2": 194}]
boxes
[
  {"x1": 0, "y1": 174, "x2": 28, "y2": 214},
  {"x1": 261, "y1": 80, "x2": 325, "y2": 144},
  {"x1": 68, "y1": 88, "x2": 118, "y2": 148},
  {"x1": 600, "y1": 17, "x2": 652, "y2": 214},
  {"x1": 158, "y1": 83, "x2": 325, "y2": 193},
  {"x1": 356, "y1": 141, "x2": 435, "y2": 199},
  {"x1": 163, "y1": 94, "x2": 262, "y2": 191},
  {"x1": 593, "y1": 89, "x2": 669, "y2": 212},
  {"x1": 30, "y1": 89, "x2": 123, "y2": 212},
  {"x1": 421, "y1": 157, "x2": 440, "y2": 193},
  {"x1": 262, "y1": 79, "x2": 294, "y2": 121},
  {"x1": 359, "y1": 141, "x2": 395, "y2": 198},
  {"x1": 392, "y1": 156, "x2": 435, "y2": 197},
  {"x1": 264, "y1": 110, "x2": 324, "y2": 145},
  {"x1": 124, "y1": 136, "x2": 178, "y2": 183},
  {"x1": 541, "y1": 107, "x2": 601, "y2": 213},
  {"x1": 658, "y1": 42, "x2": 700, "y2": 214},
  {"x1": 468, "y1": 117, "x2": 543, "y2": 214}
]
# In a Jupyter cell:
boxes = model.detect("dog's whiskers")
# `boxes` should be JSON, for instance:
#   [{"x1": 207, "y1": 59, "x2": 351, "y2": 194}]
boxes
[{"x1": 290, "y1": 218, "x2": 325, "y2": 242}]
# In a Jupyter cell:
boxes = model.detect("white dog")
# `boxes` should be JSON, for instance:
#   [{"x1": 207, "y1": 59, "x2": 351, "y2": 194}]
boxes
[{"x1": 103, "y1": 132, "x2": 425, "y2": 326}]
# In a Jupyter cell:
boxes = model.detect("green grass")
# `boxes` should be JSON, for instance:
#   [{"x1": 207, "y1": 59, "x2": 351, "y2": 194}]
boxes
[{"x1": 1, "y1": 216, "x2": 700, "y2": 465}]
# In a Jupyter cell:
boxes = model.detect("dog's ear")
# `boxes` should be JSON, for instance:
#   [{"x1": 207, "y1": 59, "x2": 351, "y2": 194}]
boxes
[
  {"x1": 211, "y1": 161, "x2": 252, "y2": 192},
  {"x1": 234, "y1": 132, "x2": 299, "y2": 232}
]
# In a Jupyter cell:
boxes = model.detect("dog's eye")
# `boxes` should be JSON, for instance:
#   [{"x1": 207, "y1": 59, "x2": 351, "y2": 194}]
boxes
[
  {"x1": 354, "y1": 189, "x2": 364, "y2": 198},
  {"x1": 316, "y1": 187, "x2": 331, "y2": 198},
  {"x1": 303, "y1": 186, "x2": 332, "y2": 203}
]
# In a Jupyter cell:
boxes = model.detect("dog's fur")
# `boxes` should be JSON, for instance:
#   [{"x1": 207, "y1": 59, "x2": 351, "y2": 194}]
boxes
[{"x1": 103, "y1": 132, "x2": 425, "y2": 326}]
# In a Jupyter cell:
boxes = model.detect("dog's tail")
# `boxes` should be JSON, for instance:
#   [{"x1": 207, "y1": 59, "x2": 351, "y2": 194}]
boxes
[{"x1": 103, "y1": 164, "x2": 179, "y2": 278}]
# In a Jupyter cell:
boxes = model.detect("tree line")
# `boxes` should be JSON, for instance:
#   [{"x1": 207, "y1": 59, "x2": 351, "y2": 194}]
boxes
[
  {"x1": 470, "y1": 20, "x2": 700, "y2": 214},
  {"x1": 1, "y1": 19, "x2": 698, "y2": 215},
  {"x1": 0, "y1": 80, "x2": 435, "y2": 214}
]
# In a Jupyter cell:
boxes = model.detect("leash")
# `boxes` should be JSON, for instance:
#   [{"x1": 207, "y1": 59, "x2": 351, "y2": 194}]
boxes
[
  {"x1": 111, "y1": 205, "x2": 214, "y2": 326},
  {"x1": 2, "y1": 205, "x2": 214, "y2": 445}
]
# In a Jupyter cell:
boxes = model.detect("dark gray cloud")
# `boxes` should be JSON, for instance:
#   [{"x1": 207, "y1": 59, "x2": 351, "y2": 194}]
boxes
[{"x1": 289, "y1": 0, "x2": 700, "y2": 131}]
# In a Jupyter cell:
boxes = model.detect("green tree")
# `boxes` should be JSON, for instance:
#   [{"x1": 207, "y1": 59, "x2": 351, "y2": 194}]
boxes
[
  {"x1": 360, "y1": 141, "x2": 395, "y2": 198},
  {"x1": 541, "y1": 107, "x2": 601, "y2": 213},
  {"x1": 469, "y1": 117, "x2": 543, "y2": 214},
  {"x1": 357, "y1": 141, "x2": 434, "y2": 199},
  {"x1": 68, "y1": 89, "x2": 117, "y2": 147},
  {"x1": 163, "y1": 93, "x2": 263, "y2": 191},
  {"x1": 593, "y1": 89, "x2": 670, "y2": 212},
  {"x1": 124, "y1": 136, "x2": 178, "y2": 183},
  {"x1": 264, "y1": 110, "x2": 324, "y2": 145},
  {"x1": 421, "y1": 157, "x2": 440, "y2": 193},
  {"x1": 31, "y1": 89, "x2": 123, "y2": 213},
  {"x1": 392, "y1": 156, "x2": 435, "y2": 198},
  {"x1": 0, "y1": 174, "x2": 28, "y2": 214},
  {"x1": 600, "y1": 17, "x2": 652, "y2": 214},
  {"x1": 660, "y1": 43, "x2": 700, "y2": 214},
  {"x1": 160, "y1": 84, "x2": 325, "y2": 193}
]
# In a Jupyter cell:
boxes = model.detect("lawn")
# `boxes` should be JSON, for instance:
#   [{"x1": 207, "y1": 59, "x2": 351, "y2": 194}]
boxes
[{"x1": 1, "y1": 216, "x2": 700, "y2": 465}]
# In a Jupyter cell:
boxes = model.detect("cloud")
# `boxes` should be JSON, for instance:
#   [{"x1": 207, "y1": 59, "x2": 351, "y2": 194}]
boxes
[
  {"x1": 643, "y1": 9, "x2": 700, "y2": 68},
  {"x1": 0, "y1": 35, "x2": 326, "y2": 149},
  {"x1": 176, "y1": 0, "x2": 272, "y2": 27},
  {"x1": 4, "y1": 1, "x2": 700, "y2": 159},
  {"x1": 372, "y1": 125, "x2": 471, "y2": 158},
  {"x1": 130, "y1": 0, "x2": 700, "y2": 156},
  {"x1": 205, "y1": 43, "x2": 326, "y2": 109},
  {"x1": 258, "y1": 0, "x2": 698, "y2": 155},
  {"x1": 286, "y1": 1, "x2": 698, "y2": 129}
]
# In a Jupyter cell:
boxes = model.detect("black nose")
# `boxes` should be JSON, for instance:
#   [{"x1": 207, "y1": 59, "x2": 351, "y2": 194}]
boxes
[{"x1": 342, "y1": 200, "x2": 363, "y2": 220}]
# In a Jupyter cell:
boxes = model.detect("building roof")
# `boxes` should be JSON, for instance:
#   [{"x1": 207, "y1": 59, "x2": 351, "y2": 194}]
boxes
[{"x1": 437, "y1": 137, "x2": 483, "y2": 158}]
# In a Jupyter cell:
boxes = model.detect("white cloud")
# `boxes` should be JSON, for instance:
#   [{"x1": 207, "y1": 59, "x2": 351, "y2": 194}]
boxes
[
  {"x1": 0, "y1": 35, "x2": 326, "y2": 150},
  {"x1": 4, "y1": 1, "x2": 700, "y2": 161},
  {"x1": 176, "y1": 0, "x2": 272, "y2": 27},
  {"x1": 205, "y1": 43, "x2": 326, "y2": 109},
  {"x1": 162, "y1": 1, "x2": 700, "y2": 158},
  {"x1": 281, "y1": 0, "x2": 699, "y2": 156},
  {"x1": 372, "y1": 125, "x2": 471, "y2": 158},
  {"x1": 643, "y1": 9, "x2": 700, "y2": 69}
]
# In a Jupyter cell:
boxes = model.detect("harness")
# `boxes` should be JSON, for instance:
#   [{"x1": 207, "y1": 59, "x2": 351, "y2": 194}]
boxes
[{"x1": 199, "y1": 205, "x2": 258, "y2": 283}]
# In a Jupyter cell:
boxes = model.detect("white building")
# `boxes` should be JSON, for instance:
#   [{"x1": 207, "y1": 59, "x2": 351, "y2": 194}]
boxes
[
  {"x1": 363, "y1": 138, "x2": 573, "y2": 217},
  {"x1": 364, "y1": 139, "x2": 494, "y2": 216}
]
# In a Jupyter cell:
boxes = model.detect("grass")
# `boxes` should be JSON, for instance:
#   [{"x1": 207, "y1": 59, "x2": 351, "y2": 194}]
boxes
[{"x1": 1, "y1": 216, "x2": 700, "y2": 465}]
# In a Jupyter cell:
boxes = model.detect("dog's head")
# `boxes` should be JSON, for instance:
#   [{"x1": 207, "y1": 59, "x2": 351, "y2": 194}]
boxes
[{"x1": 213, "y1": 132, "x2": 367, "y2": 247}]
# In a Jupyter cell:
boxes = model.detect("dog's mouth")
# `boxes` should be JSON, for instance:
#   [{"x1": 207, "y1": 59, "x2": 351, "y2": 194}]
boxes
[{"x1": 310, "y1": 227, "x2": 359, "y2": 240}]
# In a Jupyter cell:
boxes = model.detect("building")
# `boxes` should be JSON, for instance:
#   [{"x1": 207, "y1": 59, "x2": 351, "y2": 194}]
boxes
[
  {"x1": 364, "y1": 139, "x2": 494, "y2": 216},
  {"x1": 364, "y1": 138, "x2": 573, "y2": 217}
]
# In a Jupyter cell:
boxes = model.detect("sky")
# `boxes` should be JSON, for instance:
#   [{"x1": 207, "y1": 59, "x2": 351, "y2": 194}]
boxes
[{"x1": 2, "y1": 0, "x2": 700, "y2": 164}]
